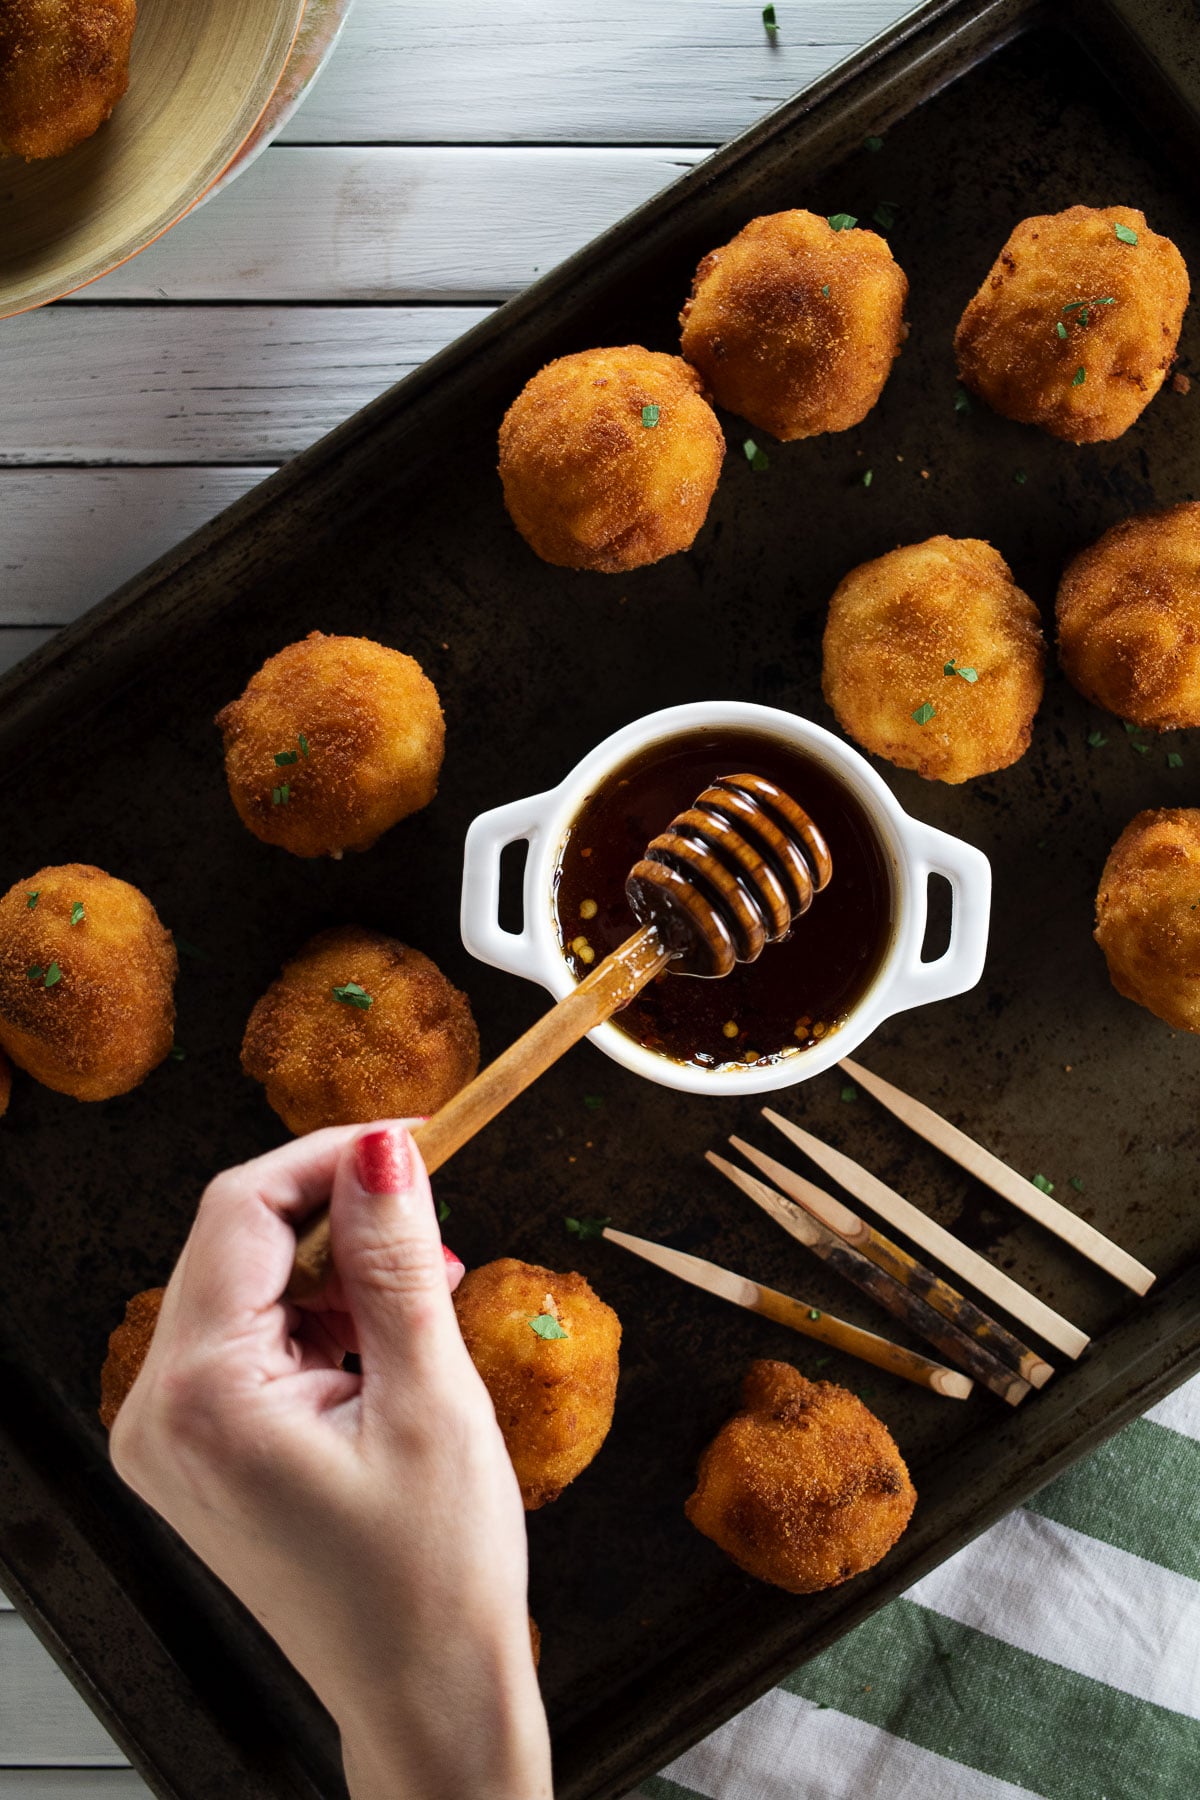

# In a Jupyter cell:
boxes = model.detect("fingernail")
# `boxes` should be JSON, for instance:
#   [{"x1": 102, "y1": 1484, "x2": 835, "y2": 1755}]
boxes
[
  {"x1": 442, "y1": 1244, "x2": 465, "y2": 1276},
  {"x1": 355, "y1": 1128, "x2": 412, "y2": 1195}
]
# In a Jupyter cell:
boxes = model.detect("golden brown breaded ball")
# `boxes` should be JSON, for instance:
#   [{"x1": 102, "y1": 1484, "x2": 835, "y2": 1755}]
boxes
[
  {"x1": 685, "y1": 1361, "x2": 916, "y2": 1593},
  {"x1": 679, "y1": 210, "x2": 909, "y2": 441},
  {"x1": 453, "y1": 1258, "x2": 621, "y2": 1509},
  {"x1": 99, "y1": 1286, "x2": 163, "y2": 1430},
  {"x1": 954, "y1": 206, "x2": 1189, "y2": 443},
  {"x1": 1094, "y1": 809, "x2": 1200, "y2": 1031},
  {"x1": 498, "y1": 346, "x2": 724, "y2": 572},
  {"x1": 216, "y1": 632, "x2": 445, "y2": 859},
  {"x1": 1057, "y1": 503, "x2": 1200, "y2": 730},
  {"x1": 242, "y1": 925, "x2": 479, "y2": 1135},
  {"x1": 0, "y1": 0, "x2": 136, "y2": 160},
  {"x1": 822, "y1": 535, "x2": 1045, "y2": 783},
  {"x1": 0, "y1": 865, "x2": 176, "y2": 1102}
]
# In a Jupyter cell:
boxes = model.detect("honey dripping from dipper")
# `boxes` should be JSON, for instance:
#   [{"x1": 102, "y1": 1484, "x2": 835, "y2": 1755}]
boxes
[{"x1": 552, "y1": 729, "x2": 893, "y2": 1068}]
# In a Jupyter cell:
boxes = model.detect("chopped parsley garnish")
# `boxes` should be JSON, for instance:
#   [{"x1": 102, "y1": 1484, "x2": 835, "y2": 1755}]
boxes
[
  {"x1": 872, "y1": 200, "x2": 899, "y2": 231},
  {"x1": 1071, "y1": 366, "x2": 1087, "y2": 386},
  {"x1": 583, "y1": 1094, "x2": 604, "y2": 1111},
  {"x1": 1056, "y1": 321, "x2": 1068, "y2": 339},
  {"x1": 1167, "y1": 751, "x2": 1184, "y2": 768},
  {"x1": 437, "y1": 1198, "x2": 451, "y2": 1224},
  {"x1": 840, "y1": 1082, "x2": 858, "y2": 1102},
  {"x1": 566, "y1": 1215, "x2": 612, "y2": 1240},
  {"x1": 1087, "y1": 729, "x2": 1108, "y2": 748},
  {"x1": 762, "y1": 3, "x2": 778, "y2": 32},
  {"x1": 331, "y1": 981, "x2": 373, "y2": 1010},
  {"x1": 26, "y1": 965, "x2": 42, "y2": 981},
  {"x1": 912, "y1": 702, "x2": 936, "y2": 726},
  {"x1": 1069, "y1": 1177, "x2": 1085, "y2": 1192},
  {"x1": 43, "y1": 962, "x2": 62, "y2": 989},
  {"x1": 1014, "y1": 469, "x2": 1028, "y2": 485},
  {"x1": 944, "y1": 659, "x2": 977, "y2": 683},
  {"x1": 1132, "y1": 741, "x2": 1150, "y2": 755},
  {"x1": 1123, "y1": 721, "x2": 1143, "y2": 735},
  {"x1": 743, "y1": 437, "x2": 769, "y2": 471},
  {"x1": 808, "y1": 1308, "x2": 822, "y2": 1321},
  {"x1": 25, "y1": 892, "x2": 38, "y2": 909},
  {"x1": 862, "y1": 468, "x2": 873, "y2": 487},
  {"x1": 954, "y1": 385, "x2": 971, "y2": 415},
  {"x1": 641, "y1": 404, "x2": 660, "y2": 428},
  {"x1": 274, "y1": 749, "x2": 298, "y2": 766},
  {"x1": 172, "y1": 934, "x2": 208, "y2": 962},
  {"x1": 1031, "y1": 1173, "x2": 1054, "y2": 1195},
  {"x1": 530, "y1": 1313, "x2": 569, "y2": 1340},
  {"x1": 1061, "y1": 296, "x2": 1115, "y2": 327},
  {"x1": 169, "y1": 1046, "x2": 186, "y2": 1062},
  {"x1": 864, "y1": 135, "x2": 884, "y2": 152},
  {"x1": 69, "y1": 902, "x2": 85, "y2": 926},
  {"x1": 299, "y1": 733, "x2": 310, "y2": 757},
  {"x1": 1115, "y1": 221, "x2": 1139, "y2": 245},
  {"x1": 827, "y1": 212, "x2": 857, "y2": 232},
  {"x1": 272, "y1": 784, "x2": 291, "y2": 806},
  {"x1": 821, "y1": 283, "x2": 830, "y2": 296}
]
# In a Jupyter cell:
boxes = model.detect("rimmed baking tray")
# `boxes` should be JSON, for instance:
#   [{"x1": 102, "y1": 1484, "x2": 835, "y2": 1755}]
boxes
[{"x1": 2, "y1": 1, "x2": 1199, "y2": 1795}]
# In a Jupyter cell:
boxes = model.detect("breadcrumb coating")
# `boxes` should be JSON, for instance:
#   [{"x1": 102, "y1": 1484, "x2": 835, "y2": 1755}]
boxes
[
  {"x1": 680, "y1": 210, "x2": 908, "y2": 440},
  {"x1": 685, "y1": 1361, "x2": 916, "y2": 1593},
  {"x1": 454, "y1": 1258, "x2": 621, "y2": 1509},
  {"x1": 498, "y1": 346, "x2": 724, "y2": 571},
  {"x1": 822, "y1": 535, "x2": 1045, "y2": 783},
  {"x1": 1095, "y1": 808, "x2": 1200, "y2": 1032},
  {"x1": 954, "y1": 205, "x2": 1189, "y2": 443},
  {"x1": 242, "y1": 924, "x2": 479, "y2": 1135},
  {"x1": 1057, "y1": 503, "x2": 1200, "y2": 729},
  {"x1": 99, "y1": 1286, "x2": 163, "y2": 1429},
  {"x1": 216, "y1": 632, "x2": 445, "y2": 859},
  {"x1": 0, "y1": 0, "x2": 136, "y2": 159},
  {"x1": 0, "y1": 863, "x2": 176, "y2": 1101}
]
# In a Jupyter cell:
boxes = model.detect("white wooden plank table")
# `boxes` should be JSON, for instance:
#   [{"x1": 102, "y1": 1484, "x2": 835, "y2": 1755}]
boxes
[{"x1": 0, "y1": 0, "x2": 913, "y2": 1790}]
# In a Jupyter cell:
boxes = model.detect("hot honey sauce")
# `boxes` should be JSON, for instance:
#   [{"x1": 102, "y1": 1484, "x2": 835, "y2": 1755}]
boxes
[{"x1": 552, "y1": 728, "x2": 894, "y2": 1069}]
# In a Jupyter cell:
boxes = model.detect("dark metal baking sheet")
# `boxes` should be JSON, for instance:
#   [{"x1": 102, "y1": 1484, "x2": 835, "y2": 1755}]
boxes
[{"x1": 3, "y1": 2, "x2": 1200, "y2": 1795}]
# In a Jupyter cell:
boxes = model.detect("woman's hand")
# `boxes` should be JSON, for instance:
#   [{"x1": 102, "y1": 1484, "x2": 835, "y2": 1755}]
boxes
[{"x1": 109, "y1": 1122, "x2": 552, "y2": 1800}]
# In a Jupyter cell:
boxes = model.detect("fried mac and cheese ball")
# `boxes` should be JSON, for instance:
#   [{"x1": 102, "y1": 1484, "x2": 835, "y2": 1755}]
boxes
[
  {"x1": 498, "y1": 346, "x2": 724, "y2": 572},
  {"x1": 679, "y1": 210, "x2": 908, "y2": 440},
  {"x1": 0, "y1": 0, "x2": 136, "y2": 160},
  {"x1": 453, "y1": 1259, "x2": 621, "y2": 1509},
  {"x1": 954, "y1": 205, "x2": 1189, "y2": 443},
  {"x1": 242, "y1": 925, "x2": 478, "y2": 1135},
  {"x1": 99, "y1": 1286, "x2": 163, "y2": 1430},
  {"x1": 0, "y1": 865, "x2": 176, "y2": 1101},
  {"x1": 685, "y1": 1361, "x2": 916, "y2": 1593},
  {"x1": 822, "y1": 535, "x2": 1045, "y2": 783},
  {"x1": 1094, "y1": 809, "x2": 1200, "y2": 1032},
  {"x1": 216, "y1": 633, "x2": 445, "y2": 859},
  {"x1": 1057, "y1": 503, "x2": 1200, "y2": 730}
]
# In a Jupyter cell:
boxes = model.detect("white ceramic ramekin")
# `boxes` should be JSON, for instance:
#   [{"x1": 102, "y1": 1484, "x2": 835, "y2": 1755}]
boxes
[{"x1": 460, "y1": 702, "x2": 991, "y2": 1095}]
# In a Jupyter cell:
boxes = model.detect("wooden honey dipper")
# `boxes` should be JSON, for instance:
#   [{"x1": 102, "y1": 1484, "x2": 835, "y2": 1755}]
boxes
[{"x1": 287, "y1": 772, "x2": 832, "y2": 1298}]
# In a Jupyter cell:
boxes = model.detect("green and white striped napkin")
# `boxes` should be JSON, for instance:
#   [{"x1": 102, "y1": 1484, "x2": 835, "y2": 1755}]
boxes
[{"x1": 633, "y1": 1376, "x2": 1200, "y2": 1799}]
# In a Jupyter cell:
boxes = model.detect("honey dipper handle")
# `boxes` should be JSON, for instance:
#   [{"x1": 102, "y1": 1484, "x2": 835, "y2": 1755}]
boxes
[{"x1": 287, "y1": 924, "x2": 671, "y2": 1299}]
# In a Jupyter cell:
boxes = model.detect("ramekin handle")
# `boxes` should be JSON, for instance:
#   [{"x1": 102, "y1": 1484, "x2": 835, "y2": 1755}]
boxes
[
  {"x1": 461, "y1": 789, "x2": 558, "y2": 984},
  {"x1": 886, "y1": 820, "x2": 992, "y2": 1016}
]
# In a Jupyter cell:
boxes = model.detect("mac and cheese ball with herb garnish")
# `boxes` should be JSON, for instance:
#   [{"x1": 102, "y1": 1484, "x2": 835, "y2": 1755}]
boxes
[
  {"x1": 99, "y1": 1287, "x2": 164, "y2": 1430},
  {"x1": 1057, "y1": 502, "x2": 1200, "y2": 730},
  {"x1": 954, "y1": 206, "x2": 1189, "y2": 443},
  {"x1": 497, "y1": 345, "x2": 724, "y2": 572},
  {"x1": 216, "y1": 632, "x2": 445, "y2": 859},
  {"x1": 242, "y1": 924, "x2": 478, "y2": 1135},
  {"x1": 453, "y1": 1258, "x2": 621, "y2": 1510},
  {"x1": 1095, "y1": 809, "x2": 1200, "y2": 1033},
  {"x1": 822, "y1": 535, "x2": 1045, "y2": 783},
  {"x1": 0, "y1": 0, "x2": 138, "y2": 160},
  {"x1": 679, "y1": 210, "x2": 909, "y2": 440},
  {"x1": 685, "y1": 1361, "x2": 916, "y2": 1594},
  {"x1": 0, "y1": 865, "x2": 176, "y2": 1102}
]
